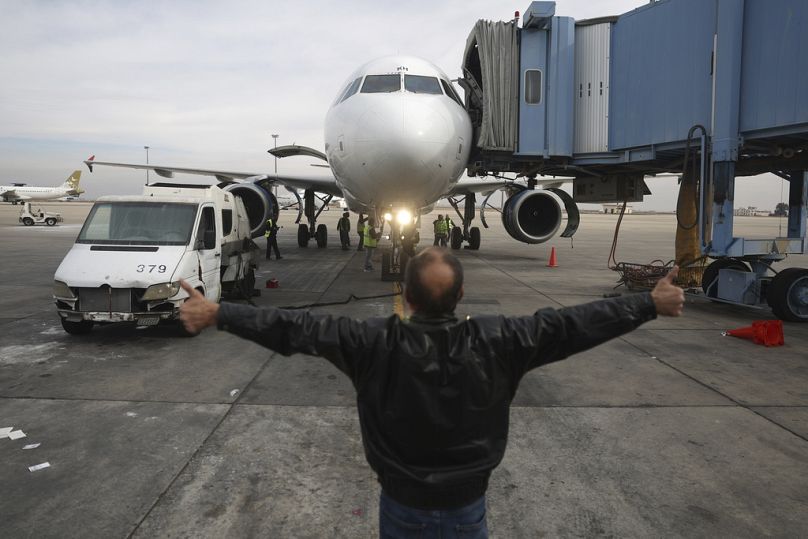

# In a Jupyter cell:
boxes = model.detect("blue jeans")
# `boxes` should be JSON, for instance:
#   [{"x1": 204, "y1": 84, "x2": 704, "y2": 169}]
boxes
[{"x1": 379, "y1": 491, "x2": 488, "y2": 538}]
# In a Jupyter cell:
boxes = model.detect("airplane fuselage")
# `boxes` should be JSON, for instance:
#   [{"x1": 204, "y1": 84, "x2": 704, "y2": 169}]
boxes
[
  {"x1": 324, "y1": 56, "x2": 472, "y2": 217},
  {"x1": 0, "y1": 185, "x2": 75, "y2": 203}
]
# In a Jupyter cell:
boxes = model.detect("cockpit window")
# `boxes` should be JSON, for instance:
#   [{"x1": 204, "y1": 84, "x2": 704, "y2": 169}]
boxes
[
  {"x1": 361, "y1": 75, "x2": 401, "y2": 93},
  {"x1": 339, "y1": 77, "x2": 363, "y2": 103},
  {"x1": 440, "y1": 79, "x2": 464, "y2": 106},
  {"x1": 404, "y1": 75, "x2": 442, "y2": 94}
]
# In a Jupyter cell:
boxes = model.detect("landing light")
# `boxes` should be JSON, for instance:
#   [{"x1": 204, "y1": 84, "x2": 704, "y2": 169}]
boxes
[
  {"x1": 384, "y1": 212, "x2": 393, "y2": 222},
  {"x1": 396, "y1": 210, "x2": 412, "y2": 225}
]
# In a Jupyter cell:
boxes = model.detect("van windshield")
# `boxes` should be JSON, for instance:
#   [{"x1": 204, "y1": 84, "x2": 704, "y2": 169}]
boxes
[{"x1": 77, "y1": 202, "x2": 198, "y2": 245}]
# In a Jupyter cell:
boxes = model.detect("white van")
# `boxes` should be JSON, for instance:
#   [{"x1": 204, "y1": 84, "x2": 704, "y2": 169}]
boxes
[{"x1": 54, "y1": 184, "x2": 261, "y2": 335}]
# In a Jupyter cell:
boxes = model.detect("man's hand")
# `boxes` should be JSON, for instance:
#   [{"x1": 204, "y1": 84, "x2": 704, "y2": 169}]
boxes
[
  {"x1": 179, "y1": 280, "x2": 220, "y2": 334},
  {"x1": 651, "y1": 266, "x2": 685, "y2": 317}
]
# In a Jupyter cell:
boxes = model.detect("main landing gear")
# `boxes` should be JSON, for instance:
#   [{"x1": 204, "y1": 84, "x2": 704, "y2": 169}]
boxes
[
  {"x1": 296, "y1": 189, "x2": 332, "y2": 248},
  {"x1": 446, "y1": 194, "x2": 482, "y2": 250}
]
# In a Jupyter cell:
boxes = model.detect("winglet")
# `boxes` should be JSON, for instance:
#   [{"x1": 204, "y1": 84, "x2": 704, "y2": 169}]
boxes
[{"x1": 84, "y1": 155, "x2": 95, "y2": 172}]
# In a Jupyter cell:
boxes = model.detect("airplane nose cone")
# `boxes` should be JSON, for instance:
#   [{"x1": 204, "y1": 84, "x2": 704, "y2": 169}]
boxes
[{"x1": 355, "y1": 96, "x2": 453, "y2": 202}]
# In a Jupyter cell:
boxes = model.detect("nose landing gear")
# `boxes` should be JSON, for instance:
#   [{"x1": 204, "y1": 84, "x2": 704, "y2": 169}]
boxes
[
  {"x1": 446, "y1": 194, "x2": 482, "y2": 251},
  {"x1": 296, "y1": 189, "x2": 332, "y2": 248}
]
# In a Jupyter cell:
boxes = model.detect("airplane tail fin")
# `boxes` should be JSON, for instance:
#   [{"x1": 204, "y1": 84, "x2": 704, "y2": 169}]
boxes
[{"x1": 62, "y1": 170, "x2": 84, "y2": 194}]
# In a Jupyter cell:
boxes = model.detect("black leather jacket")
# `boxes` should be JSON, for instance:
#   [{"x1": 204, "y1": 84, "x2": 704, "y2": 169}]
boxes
[{"x1": 218, "y1": 293, "x2": 657, "y2": 510}]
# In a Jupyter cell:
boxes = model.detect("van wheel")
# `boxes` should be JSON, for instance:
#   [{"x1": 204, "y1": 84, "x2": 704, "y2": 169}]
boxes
[
  {"x1": 46, "y1": 218, "x2": 56, "y2": 226},
  {"x1": 22, "y1": 217, "x2": 34, "y2": 226},
  {"x1": 61, "y1": 318, "x2": 93, "y2": 335}
]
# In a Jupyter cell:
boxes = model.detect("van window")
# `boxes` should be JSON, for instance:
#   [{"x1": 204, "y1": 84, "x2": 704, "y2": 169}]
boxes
[
  {"x1": 222, "y1": 209, "x2": 233, "y2": 235},
  {"x1": 404, "y1": 75, "x2": 442, "y2": 94},
  {"x1": 77, "y1": 202, "x2": 197, "y2": 245},
  {"x1": 196, "y1": 207, "x2": 216, "y2": 250},
  {"x1": 524, "y1": 69, "x2": 542, "y2": 105},
  {"x1": 361, "y1": 74, "x2": 401, "y2": 93}
]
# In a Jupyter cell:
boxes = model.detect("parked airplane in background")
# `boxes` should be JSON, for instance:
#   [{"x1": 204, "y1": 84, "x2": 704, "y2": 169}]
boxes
[
  {"x1": 84, "y1": 56, "x2": 573, "y2": 279},
  {"x1": 1, "y1": 168, "x2": 85, "y2": 204}
]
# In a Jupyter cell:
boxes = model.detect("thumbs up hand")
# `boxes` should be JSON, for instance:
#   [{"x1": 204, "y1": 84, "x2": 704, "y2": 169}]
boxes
[
  {"x1": 651, "y1": 266, "x2": 685, "y2": 317},
  {"x1": 179, "y1": 280, "x2": 219, "y2": 334}
]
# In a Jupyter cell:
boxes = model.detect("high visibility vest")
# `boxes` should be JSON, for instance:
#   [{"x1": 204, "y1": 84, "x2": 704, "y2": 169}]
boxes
[
  {"x1": 444, "y1": 218, "x2": 453, "y2": 230},
  {"x1": 357, "y1": 221, "x2": 365, "y2": 233},
  {"x1": 364, "y1": 226, "x2": 378, "y2": 248},
  {"x1": 435, "y1": 219, "x2": 448, "y2": 234},
  {"x1": 264, "y1": 219, "x2": 274, "y2": 238}
]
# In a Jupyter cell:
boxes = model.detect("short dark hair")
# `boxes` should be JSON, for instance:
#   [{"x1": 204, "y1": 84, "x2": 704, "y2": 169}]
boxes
[{"x1": 404, "y1": 248, "x2": 464, "y2": 315}]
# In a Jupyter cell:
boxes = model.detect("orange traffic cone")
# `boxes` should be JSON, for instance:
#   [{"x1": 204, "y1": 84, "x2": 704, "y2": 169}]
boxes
[
  {"x1": 547, "y1": 246, "x2": 558, "y2": 268},
  {"x1": 724, "y1": 320, "x2": 784, "y2": 346}
]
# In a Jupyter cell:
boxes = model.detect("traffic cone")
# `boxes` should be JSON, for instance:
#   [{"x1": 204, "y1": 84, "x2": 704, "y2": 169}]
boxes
[
  {"x1": 547, "y1": 246, "x2": 558, "y2": 268},
  {"x1": 265, "y1": 278, "x2": 279, "y2": 289},
  {"x1": 725, "y1": 320, "x2": 784, "y2": 346}
]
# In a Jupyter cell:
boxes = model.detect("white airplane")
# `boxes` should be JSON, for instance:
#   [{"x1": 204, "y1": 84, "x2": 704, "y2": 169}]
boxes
[
  {"x1": 84, "y1": 56, "x2": 576, "y2": 278},
  {"x1": 1, "y1": 168, "x2": 85, "y2": 205}
]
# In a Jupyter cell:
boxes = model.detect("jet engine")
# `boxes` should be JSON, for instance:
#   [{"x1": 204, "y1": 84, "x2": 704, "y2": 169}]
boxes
[
  {"x1": 501, "y1": 189, "x2": 563, "y2": 244},
  {"x1": 222, "y1": 182, "x2": 278, "y2": 238}
]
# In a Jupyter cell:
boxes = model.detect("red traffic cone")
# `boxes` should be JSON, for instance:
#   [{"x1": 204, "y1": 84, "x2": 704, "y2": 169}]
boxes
[
  {"x1": 547, "y1": 246, "x2": 558, "y2": 268},
  {"x1": 265, "y1": 278, "x2": 279, "y2": 289},
  {"x1": 725, "y1": 320, "x2": 784, "y2": 346}
]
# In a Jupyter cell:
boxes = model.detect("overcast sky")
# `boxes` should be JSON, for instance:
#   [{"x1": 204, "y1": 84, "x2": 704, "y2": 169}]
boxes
[{"x1": 0, "y1": 0, "x2": 790, "y2": 212}]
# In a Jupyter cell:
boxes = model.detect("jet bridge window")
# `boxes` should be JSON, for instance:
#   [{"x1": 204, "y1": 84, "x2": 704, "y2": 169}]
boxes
[
  {"x1": 524, "y1": 69, "x2": 543, "y2": 105},
  {"x1": 361, "y1": 74, "x2": 401, "y2": 93},
  {"x1": 339, "y1": 77, "x2": 363, "y2": 103},
  {"x1": 440, "y1": 79, "x2": 463, "y2": 106},
  {"x1": 404, "y1": 75, "x2": 442, "y2": 94}
]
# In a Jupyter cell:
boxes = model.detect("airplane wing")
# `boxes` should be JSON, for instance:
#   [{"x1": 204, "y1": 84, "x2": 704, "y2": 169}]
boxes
[
  {"x1": 446, "y1": 176, "x2": 573, "y2": 197},
  {"x1": 83, "y1": 159, "x2": 344, "y2": 198}
]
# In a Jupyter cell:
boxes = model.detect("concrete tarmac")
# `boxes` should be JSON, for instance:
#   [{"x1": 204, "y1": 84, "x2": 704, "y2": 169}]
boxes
[{"x1": 1, "y1": 201, "x2": 807, "y2": 537}]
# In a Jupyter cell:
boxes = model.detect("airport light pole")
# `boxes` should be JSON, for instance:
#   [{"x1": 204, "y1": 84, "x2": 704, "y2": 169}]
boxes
[
  {"x1": 271, "y1": 133, "x2": 279, "y2": 196},
  {"x1": 144, "y1": 145, "x2": 150, "y2": 186}
]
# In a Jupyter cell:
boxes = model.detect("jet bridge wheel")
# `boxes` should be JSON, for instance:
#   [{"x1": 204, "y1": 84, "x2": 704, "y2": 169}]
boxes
[
  {"x1": 767, "y1": 267, "x2": 808, "y2": 322},
  {"x1": 450, "y1": 227, "x2": 463, "y2": 250},
  {"x1": 468, "y1": 227, "x2": 481, "y2": 250},
  {"x1": 22, "y1": 217, "x2": 34, "y2": 226},
  {"x1": 61, "y1": 318, "x2": 93, "y2": 335},
  {"x1": 297, "y1": 224, "x2": 309, "y2": 247},
  {"x1": 701, "y1": 259, "x2": 750, "y2": 299},
  {"x1": 315, "y1": 224, "x2": 328, "y2": 248}
]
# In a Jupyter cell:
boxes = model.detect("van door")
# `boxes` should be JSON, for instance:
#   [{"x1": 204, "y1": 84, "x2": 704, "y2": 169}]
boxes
[{"x1": 194, "y1": 206, "x2": 221, "y2": 300}]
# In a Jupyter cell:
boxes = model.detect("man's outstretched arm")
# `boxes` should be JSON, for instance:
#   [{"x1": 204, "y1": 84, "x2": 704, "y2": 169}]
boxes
[
  {"x1": 178, "y1": 281, "x2": 371, "y2": 381},
  {"x1": 507, "y1": 266, "x2": 685, "y2": 374}
]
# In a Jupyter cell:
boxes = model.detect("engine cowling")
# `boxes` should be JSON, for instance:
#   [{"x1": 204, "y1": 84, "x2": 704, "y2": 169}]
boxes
[
  {"x1": 502, "y1": 189, "x2": 563, "y2": 244},
  {"x1": 222, "y1": 183, "x2": 278, "y2": 238}
]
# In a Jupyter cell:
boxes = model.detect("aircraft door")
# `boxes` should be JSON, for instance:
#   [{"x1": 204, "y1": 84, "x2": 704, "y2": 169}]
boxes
[{"x1": 194, "y1": 206, "x2": 221, "y2": 300}]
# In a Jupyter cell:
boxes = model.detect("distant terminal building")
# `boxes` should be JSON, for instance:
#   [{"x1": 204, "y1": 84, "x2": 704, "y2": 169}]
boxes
[
  {"x1": 734, "y1": 206, "x2": 769, "y2": 217},
  {"x1": 602, "y1": 203, "x2": 633, "y2": 214}
]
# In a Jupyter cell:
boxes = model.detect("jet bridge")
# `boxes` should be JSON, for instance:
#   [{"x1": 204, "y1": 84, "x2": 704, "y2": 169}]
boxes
[{"x1": 461, "y1": 0, "x2": 808, "y2": 321}]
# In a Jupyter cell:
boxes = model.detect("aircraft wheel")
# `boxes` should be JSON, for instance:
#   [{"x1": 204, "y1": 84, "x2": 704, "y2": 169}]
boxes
[
  {"x1": 315, "y1": 224, "x2": 328, "y2": 248},
  {"x1": 701, "y1": 258, "x2": 750, "y2": 299},
  {"x1": 22, "y1": 217, "x2": 34, "y2": 226},
  {"x1": 468, "y1": 227, "x2": 481, "y2": 250},
  {"x1": 46, "y1": 218, "x2": 57, "y2": 226},
  {"x1": 450, "y1": 227, "x2": 463, "y2": 250},
  {"x1": 767, "y1": 267, "x2": 808, "y2": 322},
  {"x1": 61, "y1": 318, "x2": 93, "y2": 335},
  {"x1": 297, "y1": 224, "x2": 309, "y2": 247}
]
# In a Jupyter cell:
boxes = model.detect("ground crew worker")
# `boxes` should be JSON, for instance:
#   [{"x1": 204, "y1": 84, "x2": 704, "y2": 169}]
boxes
[
  {"x1": 432, "y1": 214, "x2": 447, "y2": 247},
  {"x1": 337, "y1": 212, "x2": 351, "y2": 250},
  {"x1": 264, "y1": 217, "x2": 281, "y2": 260},
  {"x1": 444, "y1": 215, "x2": 455, "y2": 241},
  {"x1": 363, "y1": 217, "x2": 379, "y2": 271},
  {"x1": 357, "y1": 214, "x2": 366, "y2": 251},
  {"x1": 179, "y1": 249, "x2": 685, "y2": 538}
]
